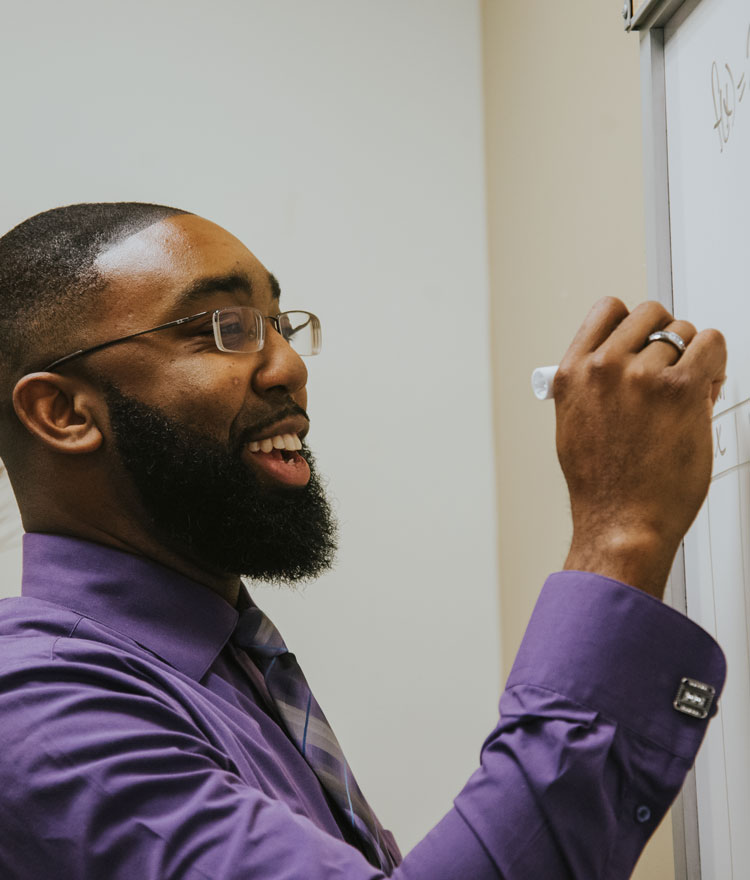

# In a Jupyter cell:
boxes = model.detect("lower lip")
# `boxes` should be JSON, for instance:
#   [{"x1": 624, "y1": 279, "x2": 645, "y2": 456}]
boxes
[{"x1": 243, "y1": 447, "x2": 311, "y2": 487}]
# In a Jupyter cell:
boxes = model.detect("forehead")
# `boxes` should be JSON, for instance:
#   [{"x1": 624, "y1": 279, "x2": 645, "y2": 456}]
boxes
[{"x1": 93, "y1": 214, "x2": 276, "y2": 326}]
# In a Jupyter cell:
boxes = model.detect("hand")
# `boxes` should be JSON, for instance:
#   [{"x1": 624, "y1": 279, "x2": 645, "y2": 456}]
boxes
[{"x1": 555, "y1": 298, "x2": 727, "y2": 598}]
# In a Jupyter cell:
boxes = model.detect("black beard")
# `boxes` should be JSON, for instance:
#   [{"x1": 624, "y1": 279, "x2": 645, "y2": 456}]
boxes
[{"x1": 103, "y1": 384, "x2": 338, "y2": 584}]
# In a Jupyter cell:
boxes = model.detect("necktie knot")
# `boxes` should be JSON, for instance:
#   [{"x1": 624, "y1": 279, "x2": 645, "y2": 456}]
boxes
[{"x1": 234, "y1": 605, "x2": 288, "y2": 658}]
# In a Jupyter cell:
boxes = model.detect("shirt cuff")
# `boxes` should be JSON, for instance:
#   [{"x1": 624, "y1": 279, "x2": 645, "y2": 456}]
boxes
[{"x1": 506, "y1": 570, "x2": 727, "y2": 758}]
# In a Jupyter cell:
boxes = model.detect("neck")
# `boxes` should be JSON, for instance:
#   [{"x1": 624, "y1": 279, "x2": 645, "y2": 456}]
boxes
[
  {"x1": 15, "y1": 455, "x2": 244, "y2": 605},
  {"x1": 21, "y1": 509, "x2": 243, "y2": 607}
]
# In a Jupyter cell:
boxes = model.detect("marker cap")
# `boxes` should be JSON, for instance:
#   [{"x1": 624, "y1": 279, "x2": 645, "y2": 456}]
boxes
[{"x1": 531, "y1": 365, "x2": 558, "y2": 400}]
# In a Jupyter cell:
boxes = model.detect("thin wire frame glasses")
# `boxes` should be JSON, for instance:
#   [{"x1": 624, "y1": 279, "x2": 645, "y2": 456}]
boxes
[{"x1": 40, "y1": 307, "x2": 322, "y2": 372}]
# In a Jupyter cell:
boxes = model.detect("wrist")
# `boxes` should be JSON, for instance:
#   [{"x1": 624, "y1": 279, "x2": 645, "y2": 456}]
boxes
[{"x1": 564, "y1": 527, "x2": 679, "y2": 599}]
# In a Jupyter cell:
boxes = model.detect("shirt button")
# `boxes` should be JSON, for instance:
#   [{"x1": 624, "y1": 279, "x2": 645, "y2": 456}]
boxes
[{"x1": 636, "y1": 805, "x2": 652, "y2": 824}]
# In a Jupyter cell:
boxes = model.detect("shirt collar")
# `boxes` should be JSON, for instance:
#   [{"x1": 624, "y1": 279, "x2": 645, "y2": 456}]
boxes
[{"x1": 21, "y1": 532, "x2": 242, "y2": 681}]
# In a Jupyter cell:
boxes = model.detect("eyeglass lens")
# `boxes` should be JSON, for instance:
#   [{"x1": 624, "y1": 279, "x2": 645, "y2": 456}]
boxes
[{"x1": 213, "y1": 308, "x2": 321, "y2": 356}]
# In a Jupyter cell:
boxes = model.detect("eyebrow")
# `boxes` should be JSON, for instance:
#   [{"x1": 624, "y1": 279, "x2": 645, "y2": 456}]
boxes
[
  {"x1": 173, "y1": 270, "x2": 282, "y2": 311},
  {"x1": 173, "y1": 273, "x2": 255, "y2": 309},
  {"x1": 268, "y1": 271, "x2": 282, "y2": 301}
]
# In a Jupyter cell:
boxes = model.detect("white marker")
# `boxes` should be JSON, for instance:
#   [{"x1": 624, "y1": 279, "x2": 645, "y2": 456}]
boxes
[{"x1": 531, "y1": 365, "x2": 558, "y2": 400}]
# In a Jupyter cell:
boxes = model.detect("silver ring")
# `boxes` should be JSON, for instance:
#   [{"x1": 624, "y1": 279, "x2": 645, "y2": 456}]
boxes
[{"x1": 646, "y1": 329, "x2": 687, "y2": 354}]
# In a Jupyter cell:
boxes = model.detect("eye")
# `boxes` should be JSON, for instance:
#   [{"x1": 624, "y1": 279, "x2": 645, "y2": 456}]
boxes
[
  {"x1": 217, "y1": 321, "x2": 246, "y2": 346},
  {"x1": 220, "y1": 321, "x2": 244, "y2": 335}
]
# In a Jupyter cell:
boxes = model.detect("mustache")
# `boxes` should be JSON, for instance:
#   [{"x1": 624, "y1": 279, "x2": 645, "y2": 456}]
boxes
[{"x1": 233, "y1": 401, "x2": 310, "y2": 451}]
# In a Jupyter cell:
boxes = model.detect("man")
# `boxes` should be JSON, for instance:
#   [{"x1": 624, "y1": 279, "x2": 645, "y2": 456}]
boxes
[{"x1": 0, "y1": 202, "x2": 727, "y2": 878}]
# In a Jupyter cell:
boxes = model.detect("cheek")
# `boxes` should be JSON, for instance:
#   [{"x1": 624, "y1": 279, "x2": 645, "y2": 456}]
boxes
[
  {"x1": 182, "y1": 366, "x2": 250, "y2": 417},
  {"x1": 140, "y1": 363, "x2": 253, "y2": 436}
]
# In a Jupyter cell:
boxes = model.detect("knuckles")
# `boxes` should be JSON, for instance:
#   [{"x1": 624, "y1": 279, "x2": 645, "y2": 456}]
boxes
[
  {"x1": 631, "y1": 300, "x2": 673, "y2": 326},
  {"x1": 656, "y1": 369, "x2": 692, "y2": 401},
  {"x1": 697, "y1": 327, "x2": 727, "y2": 356},
  {"x1": 627, "y1": 363, "x2": 657, "y2": 392},
  {"x1": 627, "y1": 363, "x2": 692, "y2": 401},
  {"x1": 557, "y1": 304, "x2": 726, "y2": 407},
  {"x1": 552, "y1": 364, "x2": 572, "y2": 399},
  {"x1": 594, "y1": 295, "x2": 629, "y2": 314},
  {"x1": 678, "y1": 320, "x2": 697, "y2": 340},
  {"x1": 589, "y1": 296, "x2": 629, "y2": 326},
  {"x1": 561, "y1": 356, "x2": 697, "y2": 404},
  {"x1": 554, "y1": 356, "x2": 621, "y2": 399},
  {"x1": 586, "y1": 350, "x2": 623, "y2": 386}
]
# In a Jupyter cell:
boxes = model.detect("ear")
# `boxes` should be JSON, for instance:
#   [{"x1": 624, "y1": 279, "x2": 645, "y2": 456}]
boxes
[{"x1": 12, "y1": 373, "x2": 104, "y2": 455}]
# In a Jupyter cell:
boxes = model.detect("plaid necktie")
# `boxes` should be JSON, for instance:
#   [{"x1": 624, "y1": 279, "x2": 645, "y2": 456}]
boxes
[{"x1": 234, "y1": 602, "x2": 397, "y2": 874}]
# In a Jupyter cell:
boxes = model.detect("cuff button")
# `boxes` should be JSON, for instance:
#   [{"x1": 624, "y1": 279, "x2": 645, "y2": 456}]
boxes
[
  {"x1": 673, "y1": 677, "x2": 716, "y2": 719},
  {"x1": 636, "y1": 805, "x2": 652, "y2": 824}
]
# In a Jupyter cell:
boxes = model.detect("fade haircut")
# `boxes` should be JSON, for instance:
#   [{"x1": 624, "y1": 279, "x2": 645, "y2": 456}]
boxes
[{"x1": 0, "y1": 202, "x2": 189, "y2": 387}]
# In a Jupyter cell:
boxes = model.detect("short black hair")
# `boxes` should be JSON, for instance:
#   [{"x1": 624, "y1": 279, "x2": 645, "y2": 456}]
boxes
[{"x1": 0, "y1": 202, "x2": 189, "y2": 385}]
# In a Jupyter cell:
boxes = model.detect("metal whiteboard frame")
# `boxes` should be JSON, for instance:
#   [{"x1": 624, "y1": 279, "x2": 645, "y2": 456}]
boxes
[{"x1": 626, "y1": 1, "x2": 702, "y2": 879}]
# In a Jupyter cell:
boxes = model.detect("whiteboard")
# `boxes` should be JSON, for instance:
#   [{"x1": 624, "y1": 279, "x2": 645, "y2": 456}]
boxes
[{"x1": 637, "y1": 0, "x2": 750, "y2": 876}]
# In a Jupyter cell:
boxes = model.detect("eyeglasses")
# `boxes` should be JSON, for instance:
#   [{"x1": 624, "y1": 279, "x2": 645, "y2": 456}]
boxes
[{"x1": 40, "y1": 307, "x2": 322, "y2": 372}]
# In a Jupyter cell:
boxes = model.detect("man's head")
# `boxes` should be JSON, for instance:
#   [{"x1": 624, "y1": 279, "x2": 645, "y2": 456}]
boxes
[{"x1": 0, "y1": 203, "x2": 337, "y2": 586}]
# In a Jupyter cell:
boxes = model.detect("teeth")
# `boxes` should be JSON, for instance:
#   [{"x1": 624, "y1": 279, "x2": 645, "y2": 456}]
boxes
[
  {"x1": 283, "y1": 433, "x2": 302, "y2": 451},
  {"x1": 249, "y1": 433, "x2": 302, "y2": 453}
]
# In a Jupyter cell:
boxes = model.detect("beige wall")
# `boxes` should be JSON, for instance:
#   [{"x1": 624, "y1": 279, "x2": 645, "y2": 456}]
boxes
[{"x1": 481, "y1": 1, "x2": 674, "y2": 878}]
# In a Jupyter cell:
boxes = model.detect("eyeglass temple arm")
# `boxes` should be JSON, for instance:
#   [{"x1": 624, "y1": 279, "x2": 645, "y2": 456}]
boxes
[
  {"x1": 41, "y1": 312, "x2": 210, "y2": 372},
  {"x1": 41, "y1": 310, "x2": 315, "y2": 372}
]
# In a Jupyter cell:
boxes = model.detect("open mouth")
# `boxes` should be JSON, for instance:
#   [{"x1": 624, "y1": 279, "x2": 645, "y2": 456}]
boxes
[
  {"x1": 244, "y1": 432, "x2": 311, "y2": 487},
  {"x1": 247, "y1": 433, "x2": 302, "y2": 454}
]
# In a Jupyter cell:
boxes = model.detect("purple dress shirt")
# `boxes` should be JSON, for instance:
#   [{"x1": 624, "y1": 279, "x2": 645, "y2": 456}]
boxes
[{"x1": 0, "y1": 533, "x2": 725, "y2": 879}]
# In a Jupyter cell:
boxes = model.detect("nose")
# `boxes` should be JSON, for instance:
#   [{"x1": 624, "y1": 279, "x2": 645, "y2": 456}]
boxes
[{"x1": 251, "y1": 317, "x2": 308, "y2": 396}]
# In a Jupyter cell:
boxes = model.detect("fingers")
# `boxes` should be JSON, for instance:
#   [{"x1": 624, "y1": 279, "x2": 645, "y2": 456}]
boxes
[
  {"x1": 564, "y1": 299, "x2": 679, "y2": 364},
  {"x1": 560, "y1": 297, "x2": 725, "y2": 403},
  {"x1": 563, "y1": 297, "x2": 629, "y2": 359},
  {"x1": 673, "y1": 327, "x2": 728, "y2": 394},
  {"x1": 711, "y1": 379, "x2": 726, "y2": 405},
  {"x1": 597, "y1": 300, "x2": 677, "y2": 356},
  {"x1": 638, "y1": 319, "x2": 698, "y2": 368}
]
